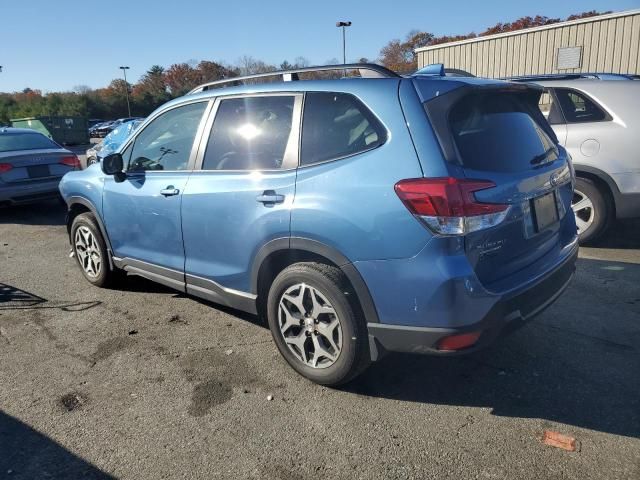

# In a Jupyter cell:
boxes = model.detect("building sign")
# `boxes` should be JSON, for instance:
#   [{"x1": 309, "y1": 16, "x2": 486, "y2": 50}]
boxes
[{"x1": 557, "y1": 46, "x2": 582, "y2": 69}]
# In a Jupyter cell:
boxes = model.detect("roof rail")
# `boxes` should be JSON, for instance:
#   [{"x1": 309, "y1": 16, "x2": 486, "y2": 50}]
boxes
[
  {"x1": 504, "y1": 74, "x2": 585, "y2": 82},
  {"x1": 504, "y1": 73, "x2": 638, "y2": 82},
  {"x1": 188, "y1": 63, "x2": 400, "y2": 94}
]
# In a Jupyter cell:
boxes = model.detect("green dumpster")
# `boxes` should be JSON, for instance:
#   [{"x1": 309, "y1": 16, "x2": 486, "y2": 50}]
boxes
[{"x1": 10, "y1": 116, "x2": 89, "y2": 145}]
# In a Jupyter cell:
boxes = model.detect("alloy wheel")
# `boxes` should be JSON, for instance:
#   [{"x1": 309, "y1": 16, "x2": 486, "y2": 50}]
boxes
[
  {"x1": 278, "y1": 283, "x2": 343, "y2": 369},
  {"x1": 572, "y1": 189, "x2": 595, "y2": 234},
  {"x1": 74, "y1": 226, "x2": 102, "y2": 278}
]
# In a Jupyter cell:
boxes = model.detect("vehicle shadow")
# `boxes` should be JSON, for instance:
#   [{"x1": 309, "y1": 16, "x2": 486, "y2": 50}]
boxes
[
  {"x1": 115, "y1": 275, "x2": 264, "y2": 326},
  {"x1": 587, "y1": 218, "x2": 640, "y2": 249},
  {"x1": 0, "y1": 200, "x2": 65, "y2": 226},
  {"x1": 116, "y1": 274, "x2": 179, "y2": 295},
  {"x1": 345, "y1": 257, "x2": 640, "y2": 439},
  {"x1": 0, "y1": 410, "x2": 114, "y2": 479}
]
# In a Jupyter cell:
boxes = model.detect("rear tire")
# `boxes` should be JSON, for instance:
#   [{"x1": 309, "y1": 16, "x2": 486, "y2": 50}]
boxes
[
  {"x1": 70, "y1": 213, "x2": 116, "y2": 288},
  {"x1": 573, "y1": 177, "x2": 610, "y2": 244},
  {"x1": 266, "y1": 263, "x2": 370, "y2": 386}
]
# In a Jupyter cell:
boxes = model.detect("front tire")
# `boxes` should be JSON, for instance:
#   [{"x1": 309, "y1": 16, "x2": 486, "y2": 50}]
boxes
[
  {"x1": 572, "y1": 177, "x2": 610, "y2": 244},
  {"x1": 266, "y1": 263, "x2": 370, "y2": 386},
  {"x1": 70, "y1": 213, "x2": 116, "y2": 287}
]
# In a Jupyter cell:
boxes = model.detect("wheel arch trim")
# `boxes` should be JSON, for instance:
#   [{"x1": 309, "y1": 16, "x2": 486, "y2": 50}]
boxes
[
  {"x1": 251, "y1": 237, "x2": 380, "y2": 324},
  {"x1": 67, "y1": 196, "x2": 114, "y2": 270},
  {"x1": 573, "y1": 165, "x2": 620, "y2": 211}
]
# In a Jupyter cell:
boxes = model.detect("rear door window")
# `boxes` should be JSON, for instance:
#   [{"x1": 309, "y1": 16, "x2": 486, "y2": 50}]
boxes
[
  {"x1": 449, "y1": 92, "x2": 558, "y2": 172},
  {"x1": 300, "y1": 92, "x2": 386, "y2": 166},
  {"x1": 553, "y1": 88, "x2": 608, "y2": 123}
]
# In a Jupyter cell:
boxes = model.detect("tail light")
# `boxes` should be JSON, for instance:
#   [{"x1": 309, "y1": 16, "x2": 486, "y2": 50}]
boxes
[
  {"x1": 60, "y1": 155, "x2": 81, "y2": 169},
  {"x1": 394, "y1": 177, "x2": 509, "y2": 235},
  {"x1": 0, "y1": 163, "x2": 13, "y2": 173}
]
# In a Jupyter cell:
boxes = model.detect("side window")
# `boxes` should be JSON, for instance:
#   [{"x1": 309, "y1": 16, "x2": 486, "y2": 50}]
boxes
[
  {"x1": 554, "y1": 88, "x2": 608, "y2": 123},
  {"x1": 202, "y1": 96, "x2": 296, "y2": 170},
  {"x1": 538, "y1": 89, "x2": 564, "y2": 125},
  {"x1": 128, "y1": 102, "x2": 207, "y2": 172},
  {"x1": 300, "y1": 92, "x2": 386, "y2": 166}
]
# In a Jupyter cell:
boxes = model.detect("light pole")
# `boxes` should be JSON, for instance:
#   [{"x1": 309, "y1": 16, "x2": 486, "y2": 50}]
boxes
[
  {"x1": 336, "y1": 21, "x2": 352, "y2": 66},
  {"x1": 119, "y1": 66, "x2": 131, "y2": 117}
]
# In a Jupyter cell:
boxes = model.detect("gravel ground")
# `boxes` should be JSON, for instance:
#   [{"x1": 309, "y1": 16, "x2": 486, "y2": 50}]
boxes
[{"x1": 0, "y1": 202, "x2": 639, "y2": 479}]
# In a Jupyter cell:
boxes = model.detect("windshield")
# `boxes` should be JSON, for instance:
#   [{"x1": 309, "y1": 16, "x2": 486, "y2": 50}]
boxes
[{"x1": 0, "y1": 133, "x2": 59, "y2": 153}]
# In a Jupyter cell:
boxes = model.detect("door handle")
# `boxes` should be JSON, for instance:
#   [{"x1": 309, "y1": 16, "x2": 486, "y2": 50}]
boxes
[
  {"x1": 256, "y1": 190, "x2": 285, "y2": 205},
  {"x1": 160, "y1": 186, "x2": 180, "y2": 197}
]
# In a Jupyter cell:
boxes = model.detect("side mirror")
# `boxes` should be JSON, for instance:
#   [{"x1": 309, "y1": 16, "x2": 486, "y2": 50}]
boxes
[
  {"x1": 101, "y1": 153, "x2": 126, "y2": 182},
  {"x1": 101, "y1": 153, "x2": 123, "y2": 175}
]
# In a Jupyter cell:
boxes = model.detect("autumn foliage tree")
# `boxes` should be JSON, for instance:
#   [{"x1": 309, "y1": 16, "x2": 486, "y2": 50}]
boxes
[
  {"x1": 379, "y1": 10, "x2": 612, "y2": 73},
  {"x1": 379, "y1": 30, "x2": 435, "y2": 73}
]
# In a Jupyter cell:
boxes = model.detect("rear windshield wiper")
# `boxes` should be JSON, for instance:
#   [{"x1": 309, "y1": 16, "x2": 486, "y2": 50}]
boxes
[{"x1": 530, "y1": 147, "x2": 557, "y2": 166}]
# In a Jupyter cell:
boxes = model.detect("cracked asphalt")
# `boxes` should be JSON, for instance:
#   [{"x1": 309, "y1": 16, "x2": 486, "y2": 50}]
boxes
[{"x1": 0, "y1": 200, "x2": 639, "y2": 479}]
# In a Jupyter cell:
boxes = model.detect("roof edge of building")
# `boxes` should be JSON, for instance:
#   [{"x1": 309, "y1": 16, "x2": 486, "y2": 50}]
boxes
[{"x1": 414, "y1": 8, "x2": 640, "y2": 53}]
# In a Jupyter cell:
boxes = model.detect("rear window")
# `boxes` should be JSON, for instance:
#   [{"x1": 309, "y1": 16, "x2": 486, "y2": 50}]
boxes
[
  {"x1": 449, "y1": 93, "x2": 558, "y2": 172},
  {"x1": 300, "y1": 92, "x2": 386, "y2": 166},
  {"x1": 553, "y1": 88, "x2": 608, "y2": 123},
  {"x1": 0, "y1": 133, "x2": 58, "y2": 153}
]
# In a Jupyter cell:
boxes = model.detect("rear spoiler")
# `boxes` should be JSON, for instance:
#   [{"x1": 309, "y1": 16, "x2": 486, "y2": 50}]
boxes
[{"x1": 419, "y1": 82, "x2": 555, "y2": 168}]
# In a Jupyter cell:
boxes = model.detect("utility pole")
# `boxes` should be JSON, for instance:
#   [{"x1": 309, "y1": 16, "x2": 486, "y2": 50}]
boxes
[
  {"x1": 119, "y1": 66, "x2": 131, "y2": 117},
  {"x1": 336, "y1": 21, "x2": 352, "y2": 66}
]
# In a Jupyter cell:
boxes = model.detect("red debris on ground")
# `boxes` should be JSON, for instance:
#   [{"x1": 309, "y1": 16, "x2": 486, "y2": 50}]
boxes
[{"x1": 542, "y1": 430, "x2": 578, "y2": 451}]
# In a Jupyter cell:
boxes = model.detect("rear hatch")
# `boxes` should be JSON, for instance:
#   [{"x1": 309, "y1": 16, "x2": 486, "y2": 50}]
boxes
[{"x1": 418, "y1": 80, "x2": 575, "y2": 287}]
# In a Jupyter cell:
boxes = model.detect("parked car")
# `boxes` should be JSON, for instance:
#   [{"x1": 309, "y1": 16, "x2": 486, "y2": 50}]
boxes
[
  {"x1": 509, "y1": 74, "x2": 640, "y2": 242},
  {"x1": 85, "y1": 119, "x2": 144, "y2": 168},
  {"x1": 0, "y1": 127, "x2": 80, "y2": 206},
  {"x1": 60, "y1": 63, "x2": 578, "y2": 385},
  {"x1": 93, "y1": 117, "x2": 144, "y2": 138},
  {"x1": 89, "y1": 121, "x2": 113, "y2": 138},
  {"x1": 87, "y1": 119, "x2": 105, "y2": 129}
]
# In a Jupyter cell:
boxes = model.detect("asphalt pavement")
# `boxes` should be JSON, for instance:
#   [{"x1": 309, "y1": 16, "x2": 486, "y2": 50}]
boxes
[{"x1": 0, "y1": 202, "x2": 638, "y2": 479}]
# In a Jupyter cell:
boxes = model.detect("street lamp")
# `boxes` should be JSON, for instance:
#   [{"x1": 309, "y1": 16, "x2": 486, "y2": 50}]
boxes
[
  {"x1": 336, "y1": 21, "x2": 352, "y2": 66},
  {"x1": 119, "y1": 66, "x2": 131, "y2": 117}
]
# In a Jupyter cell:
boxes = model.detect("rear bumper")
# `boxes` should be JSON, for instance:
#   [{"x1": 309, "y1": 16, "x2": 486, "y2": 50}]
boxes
[
  {"x1": 367, "y1": 245, "x2": 577, "y2": 360},
  {"x1": 0, "y1": 179, "x2": 62, "y2": 206}
]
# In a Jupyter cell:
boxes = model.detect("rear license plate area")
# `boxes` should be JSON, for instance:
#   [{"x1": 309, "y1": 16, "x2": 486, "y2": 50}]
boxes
[
  {"x1": 27, "y1": 165, "x2": 50, "y2": 178},
  {"x1": 532, "y1": 191, "x2": 559, "y2": 232}
]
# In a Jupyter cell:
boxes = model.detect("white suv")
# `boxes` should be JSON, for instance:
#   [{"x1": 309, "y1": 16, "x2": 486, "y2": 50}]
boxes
[{"x1": 512, "y1": 75, "x2": 640, "y2": 243}]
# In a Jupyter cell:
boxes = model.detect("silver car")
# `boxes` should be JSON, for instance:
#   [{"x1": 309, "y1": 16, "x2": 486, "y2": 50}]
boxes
[
  {"x1": 518, "y1": 76, "x2": 640, "y2": 242},
  {"x1": 0, "y1": 128, "x2": 80, "y2": 206}
]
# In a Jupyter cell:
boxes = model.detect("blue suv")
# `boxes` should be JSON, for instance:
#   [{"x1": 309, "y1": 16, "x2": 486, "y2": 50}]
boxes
[{"x1": 59, "y1": 64, "x2": 579, "y2": 385}]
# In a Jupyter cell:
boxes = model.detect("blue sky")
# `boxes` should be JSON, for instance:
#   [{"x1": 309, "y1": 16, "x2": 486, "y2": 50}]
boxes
[{"x1": 1, "y1": 0, "x2": 638, "y2": 92}]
